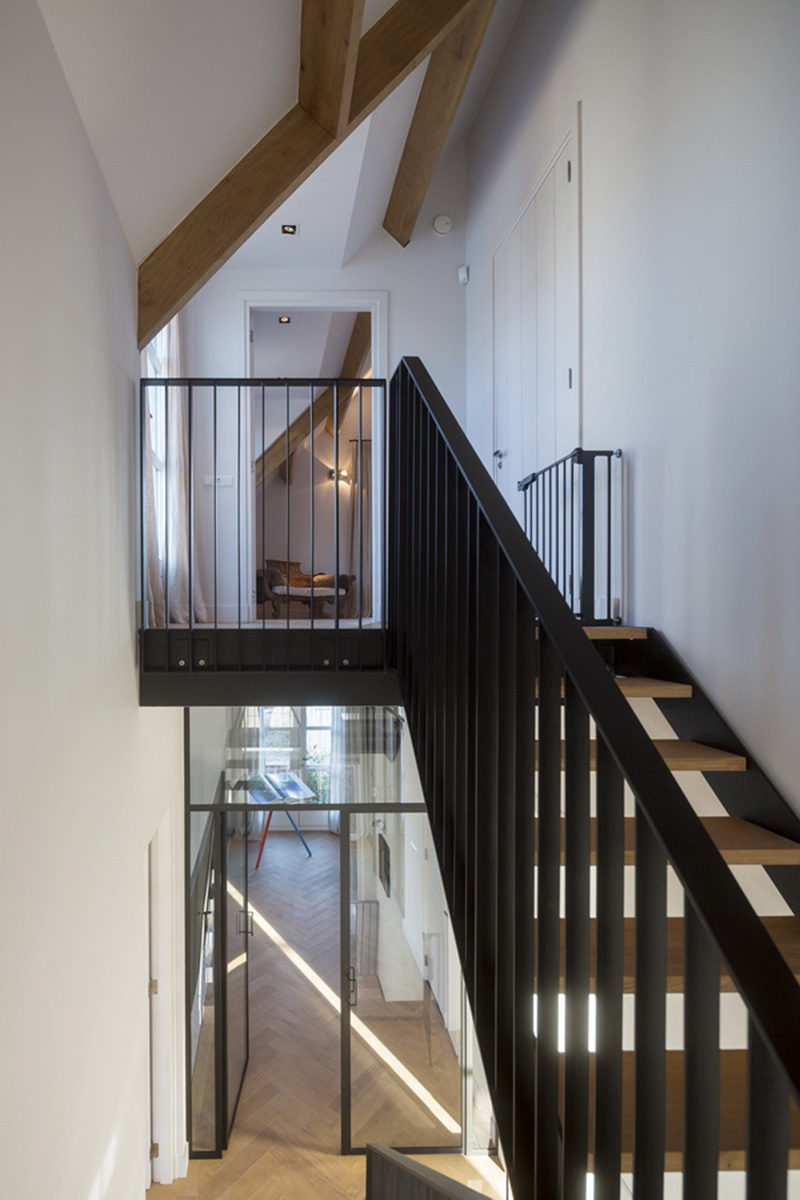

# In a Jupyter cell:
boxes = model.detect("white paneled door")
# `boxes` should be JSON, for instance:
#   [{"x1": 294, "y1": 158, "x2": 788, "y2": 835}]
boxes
[{"x1": 492, "y1": 137, "x2": 580, "y2": 523}]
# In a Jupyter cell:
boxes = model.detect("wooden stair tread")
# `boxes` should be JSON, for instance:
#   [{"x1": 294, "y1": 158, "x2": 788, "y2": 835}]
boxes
[
  {"x1": 577, "y1": 1051, "x2": 800, "y2": 1167},
  {"x1": 554, "y1": 739, "x2": 746, "y2": 772},
  {"x1": 584, "y1": 625, "x2": 648, "y2": 640},
  {"x1": 615, "y1": 675, "x2": 693, "y2": 698},
  {"x1": 556, "y1": 916, "x2": 800, "y2": 993},
  {"x1": 546, "y1": 816, "x2": 800, "y2": 865}
]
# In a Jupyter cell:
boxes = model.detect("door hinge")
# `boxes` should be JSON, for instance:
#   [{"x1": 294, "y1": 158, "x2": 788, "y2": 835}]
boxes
[
  {"x1": 249, "y1": 329, "x2": 254, "y2": 343},
  {"x1": 150, "y1": 1142, "x2": 159, "y2": 1160},
  {"x1": 149, "y1": 978, "x2": 158, "y2": 997},
  {"x1": 567, "y1": 159, "x2": 572, "y2": 182},
  {"x1": 568, "y1": 367, "x2": 573, "y2": 389}
]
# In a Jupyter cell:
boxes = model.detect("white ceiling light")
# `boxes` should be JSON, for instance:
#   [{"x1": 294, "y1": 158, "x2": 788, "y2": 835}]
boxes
[{"x1": 433, "y1": 214, "x2": 453, "y2": 235}]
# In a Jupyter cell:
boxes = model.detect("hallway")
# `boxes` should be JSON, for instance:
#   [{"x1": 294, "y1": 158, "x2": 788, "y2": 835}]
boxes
[{"x1": 152, "y1": 829, "x2": 503, "y2": 1199}]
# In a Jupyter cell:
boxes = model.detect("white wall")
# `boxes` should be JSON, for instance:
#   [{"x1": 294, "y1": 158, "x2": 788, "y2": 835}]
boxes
[
  {"x1": 465, "y1": 0, "x2": 800, "y2": 814},
  {"x1": 184, "y1": 147, "x2": 469, "y2": 421},
  {"x1": 0, "y1": 3, "x2": 183, "y2": 1196}
]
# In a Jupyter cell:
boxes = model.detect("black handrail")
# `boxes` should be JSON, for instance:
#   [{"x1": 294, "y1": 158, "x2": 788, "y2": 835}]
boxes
[{"x1": 389, "y1": 357, "x2": 800, "y2": 1199}]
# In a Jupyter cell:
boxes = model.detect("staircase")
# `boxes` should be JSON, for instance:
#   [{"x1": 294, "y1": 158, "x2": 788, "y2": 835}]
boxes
[{"x1": 384, "y1": 358, "x2": 800, "y2": 1200}]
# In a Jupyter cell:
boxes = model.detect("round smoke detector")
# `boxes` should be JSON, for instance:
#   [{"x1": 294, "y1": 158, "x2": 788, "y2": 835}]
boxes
[{"x1": 433, "y1": 214, "x2": 454, "y2": 235}]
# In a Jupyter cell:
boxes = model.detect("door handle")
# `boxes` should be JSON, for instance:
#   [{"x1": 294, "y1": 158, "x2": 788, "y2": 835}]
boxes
[
  {"x1": 235, "y1": 909, "x2": 253, "y2": 937},
  {"x1": 346, "y1": 965, "x2": 358, "y2": 1007}
]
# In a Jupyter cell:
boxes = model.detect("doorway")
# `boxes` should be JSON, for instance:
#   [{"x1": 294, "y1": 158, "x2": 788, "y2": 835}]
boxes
[{"x1": 492, "y1": 133, "x2": 580, "y2": 523}]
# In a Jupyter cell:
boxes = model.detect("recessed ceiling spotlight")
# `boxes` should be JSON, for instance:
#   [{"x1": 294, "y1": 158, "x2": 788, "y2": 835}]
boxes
[
  {"x1": 278, "y1": 315, "x2": 291, "y2": 325},
  {"x1": 281, "y1": 224, "x2": 298, "y2": 235}
]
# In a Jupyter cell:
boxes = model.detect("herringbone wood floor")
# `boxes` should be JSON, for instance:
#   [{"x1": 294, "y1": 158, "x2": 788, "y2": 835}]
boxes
[{"x1": 151, "y1": 830, "x2": 501, "y2": 1199}]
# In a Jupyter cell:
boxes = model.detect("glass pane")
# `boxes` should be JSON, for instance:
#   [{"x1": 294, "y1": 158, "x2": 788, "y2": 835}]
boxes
[
  {"x1": 348, "y1": 810, "x2": 462, "y2": 1149},
  {"x1": 225, "y1": 814, "x2": 249, "y2": 1135},
  {"x1": 189, "y1": 819, "x2": 218, "y2": 1152}
]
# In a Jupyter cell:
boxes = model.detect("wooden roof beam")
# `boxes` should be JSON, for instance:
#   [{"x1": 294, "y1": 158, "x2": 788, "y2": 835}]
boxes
[
  {"x1": 138, "y1": 0, "x2": 476, "y2": 348},
  {"x1": 383, "y1": 0, "x2": 497, "y2": 247},
  {"x1": 300, "y1": 0, "x2": 366, "y2": 138}
]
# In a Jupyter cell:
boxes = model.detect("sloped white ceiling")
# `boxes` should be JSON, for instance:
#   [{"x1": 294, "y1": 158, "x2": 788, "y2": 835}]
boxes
[
  {"x1": 37, "y1": 0, "x2": 301, "y2": 262},
  {"x1": 38, "y1": 0, "x2": 525, "y2": 269}
]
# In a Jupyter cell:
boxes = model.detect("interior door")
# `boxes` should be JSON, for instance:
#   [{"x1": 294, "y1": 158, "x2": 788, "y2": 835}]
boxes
[
  {"x1": 341, "y1": 809, "x2": 462, "y2": 1153},
  {"x1": 493, "y1": 136, "x2": 580, "y2": 523},
  {"x1": 224, "y1": 813, "x2": 250, "y2": 1141}
]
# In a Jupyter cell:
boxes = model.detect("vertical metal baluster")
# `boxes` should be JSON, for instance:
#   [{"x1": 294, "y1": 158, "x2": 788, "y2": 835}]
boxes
[
  {"x1": 285, "y1": 383, "x2": 290, "y2": 653},
  {"x1": 581, "y1": 453, "x2": 596, "y2": 624},
  {"x1": 188, "y1": 384, "x2": 194, "y2": 639},
  {"x1": 384, "y1": 381, "x2": 391, "y2": 670},
  {"x1": 358, "y1": 385, "x2": 364, "y2": 642},
  {"x1": 495, "y1": 553, "x2": 518, "y2": 1155},
  {"x1": 570, "y1": 455, "x2": 575, "y2": 614},
  {"x1": 683, "y1": 899, "x2": 720, "y2": 1198},
  {"x1": 594, "y1": 734, "x2": 625, "y2": 1200},
  {"x1": 746, "y1": 1017, "x2": 789, "y2": 1200},
  {"x1": 260, "y1": 384, "x2": 266, "y2": 666},
  {"x1": 514, "y1": 591, "x2": 537, "y2": 1188},
  {"x1": 165, "y1": 384, "x2": 170, "y2": 633},
  {"x1": 213, "y1": 384, "x2": 218, "y2": 652},
  {"x1": 334, "y1": 383, "x2": 340, "y2": 652},
  {"x1": 548, "y1": 465, "x2": 554, "y2": 579},
  {"x1": 633, "y1": 808, "x2": 667, "y2": 1197},
  {"x1": 140, "y1": 385, "x2": 147, "y2": 632},
  {"x1": 237, "y1": 385, "x2": 241, "y2": 664},
  {"x1": 564, "y1": 674, "x2": 591, "y2": 1199},
  {"x1": 535, "y1": 474, "x2": 540, "y2": 557},
  {"x1": 562, "y1": 460, "x2": 568, "y2": 602},
  {"x1": 606, "y1": 456, "x2": 612, "y2": 622},
  {"x1": 475, "y1": 518, "x2": 499, "y2": 1090},
  {"x1": 536, "y1": 627, "x2": 562, "y2": 1197},
  {"x1": 310, "y1": 385, "x2": 315, "y2": 637},
  {"x1": 464, "y1": 494, "x2": 479, "y2": 994}
]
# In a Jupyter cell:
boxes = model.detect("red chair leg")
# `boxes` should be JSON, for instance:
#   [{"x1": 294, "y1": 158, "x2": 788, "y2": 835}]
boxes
[{"x1": 255, "y1": 810, "x2": 274, "y2": 868}]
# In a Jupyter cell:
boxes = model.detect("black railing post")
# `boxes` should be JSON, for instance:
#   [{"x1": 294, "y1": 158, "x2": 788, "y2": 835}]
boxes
[
  {"x1": 536, "y1": 627, "x2": 562, "y2": 1197},
  {"x1": 579, "y1": 451, "x2": 595, "y2": 623}
]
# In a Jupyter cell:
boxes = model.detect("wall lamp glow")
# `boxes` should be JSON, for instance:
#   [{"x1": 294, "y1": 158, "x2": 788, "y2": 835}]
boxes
[{"x1": 329, "y1": 467, "x2": 350, "y2": 482}]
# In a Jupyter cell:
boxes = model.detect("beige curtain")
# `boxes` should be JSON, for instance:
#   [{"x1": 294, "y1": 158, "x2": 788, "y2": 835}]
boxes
[
  {"x1": 346, "y1": 437, "x2": 372, "y2": 618},
  {"x1": 142, "y1": 314, "x2": 208, "y2": 627}
]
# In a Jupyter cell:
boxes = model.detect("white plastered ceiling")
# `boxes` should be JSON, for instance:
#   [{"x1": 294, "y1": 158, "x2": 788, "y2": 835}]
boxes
[{"x1": 37, "y1": 0, "x2": 525, "y2": 270}]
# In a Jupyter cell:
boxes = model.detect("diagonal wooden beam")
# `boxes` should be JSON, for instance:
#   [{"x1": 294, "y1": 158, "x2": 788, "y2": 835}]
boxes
[
  {"x1": 324, "y1": 311, "x2": 371, "y2": 436},
  {"x1": 383, "y1": 0, "x2": 497, "y2": 247},
  {"x1": 255, "y1": 391, "x2": 335, "y2": 489},
  {"x1": 300, "y1": 0, "x2": 366, "y2": 138},
  {"x1": 138, "y1": 0, "x2": 475, "y2": 348}
]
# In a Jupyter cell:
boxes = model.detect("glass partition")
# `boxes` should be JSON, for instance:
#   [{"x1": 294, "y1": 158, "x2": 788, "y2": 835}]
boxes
[{"x1": 343, "y1": 808, "x2": 463, "y2": 1151}]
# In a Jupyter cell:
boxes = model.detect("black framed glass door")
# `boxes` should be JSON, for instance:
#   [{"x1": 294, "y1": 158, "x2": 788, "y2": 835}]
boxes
[{"x1": 340, "y1": 808, "x2": 463, "y2": 1153}]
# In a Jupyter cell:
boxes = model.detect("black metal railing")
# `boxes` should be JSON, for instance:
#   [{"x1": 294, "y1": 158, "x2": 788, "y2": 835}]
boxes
[
  {"x1": 388, "y1": 357, "x2": 800, "y2": 1200},
  {"x1": 139, "y1": 377, "x2": 386, "y2": 677},
  {"x1": 518, "y1": 448, "x2": 622, "y2": 624},
  {"x1": 365, "y1": 1145, "x2": 487, "y2": 1199}
]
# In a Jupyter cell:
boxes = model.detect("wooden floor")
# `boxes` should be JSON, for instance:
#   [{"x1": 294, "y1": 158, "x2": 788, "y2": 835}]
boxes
[{"x1": 151, "y1": 831, "x2": 503, "y2": 1200}]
